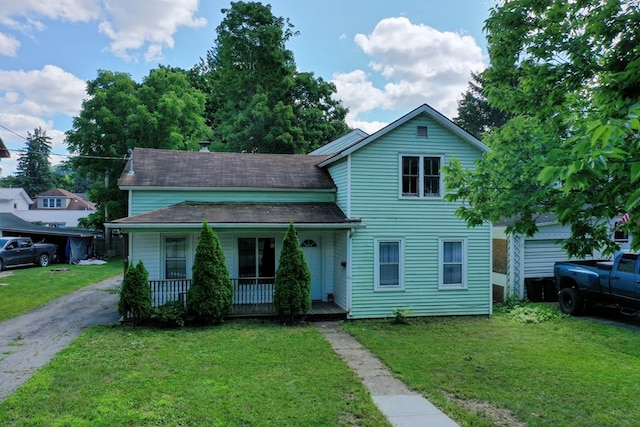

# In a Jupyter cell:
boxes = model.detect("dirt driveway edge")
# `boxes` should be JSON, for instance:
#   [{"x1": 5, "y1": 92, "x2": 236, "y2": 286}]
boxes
[{"x1": 0, "y1": 274, "x2": 123, "y2": 401}]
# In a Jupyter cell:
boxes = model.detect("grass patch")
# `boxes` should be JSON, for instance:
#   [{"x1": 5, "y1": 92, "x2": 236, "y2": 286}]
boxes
[
  {"x1": 0, "y1": 321, "x2": 390, "y2": 426},
  {"x1": 343, "y1": 311, "x2": 640, "y2": 427},
  {"x1": 0, "y1": 259, "x2": 123, "y2": 322}
]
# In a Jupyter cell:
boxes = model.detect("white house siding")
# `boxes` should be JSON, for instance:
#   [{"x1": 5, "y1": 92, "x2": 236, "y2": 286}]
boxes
[
  {"x1": 129, "y1": 190, "x2": 335, "y2": 216},
  {"x1": 339, "y1": 114, "x2": 490, "y2": 319}
]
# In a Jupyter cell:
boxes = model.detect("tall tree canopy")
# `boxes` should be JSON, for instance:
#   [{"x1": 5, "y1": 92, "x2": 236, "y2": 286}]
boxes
[
  {"x1": 445, "y1": 0, "x2": 640, "y2": 257},
  {"x1": 12, "y1": 127, "x2": 61, "y2": 197},
  {"x1": 192, "y1": 1, "x2": 349, "y2": 154},
  {"x1": 66, "y1": 67, "x2": 210, "y2": 229},
  {"x1": 453, "y1": 71, "x2": 512, "y2": 139}
]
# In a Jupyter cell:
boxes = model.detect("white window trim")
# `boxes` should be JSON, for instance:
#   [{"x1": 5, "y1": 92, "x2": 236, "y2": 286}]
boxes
[
  {"x1": 161, "y1": 234, "x2": 190, "y2": 280},
  {"x1": 438, "y1": 237, "x2": 468, "y2": 290},
  {"x1": 398, "y1": 154, "x2": 445, "y2": 199},
  {"x1": 374, "y1": 237, "x2": 405, "y2": 291}
]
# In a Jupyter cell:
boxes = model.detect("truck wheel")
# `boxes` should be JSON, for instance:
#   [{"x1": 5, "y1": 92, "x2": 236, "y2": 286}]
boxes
[
  {"x1": 558, "y1": 287, "x2": 584, "y2": 316},
  {"x1": 38, "y1": 254, "x2": 50, "y2": 267}
]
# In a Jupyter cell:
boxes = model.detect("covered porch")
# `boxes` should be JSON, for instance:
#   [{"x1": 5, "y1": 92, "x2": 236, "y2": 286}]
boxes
[{"x1": 149, "y1": 278, "x2": 347, "y2": 319}]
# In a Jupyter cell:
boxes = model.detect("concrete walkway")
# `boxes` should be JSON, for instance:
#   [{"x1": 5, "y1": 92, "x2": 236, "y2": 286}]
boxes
[
  {"x1": 0, "y1": 274, "x2": 123, "y2": 401},
  {"x1": 315, "y1": 321, "x2": 459, "y2": 427}
]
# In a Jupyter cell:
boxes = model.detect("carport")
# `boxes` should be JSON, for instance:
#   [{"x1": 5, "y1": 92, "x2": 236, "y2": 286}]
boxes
[{"x1": 0, "y1": 213, "x2": 100, "y2": 264}]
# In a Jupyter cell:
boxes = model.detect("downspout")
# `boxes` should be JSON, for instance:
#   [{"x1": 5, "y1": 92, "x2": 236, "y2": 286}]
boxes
[
  {"x1": 489, "y1": 223, "x2": 494, "y2": 315},
  {"x1": 347, "y1": 227, "x2": 353, "y2": 319},
  {"x1": 347, "y1": 154, "x2": 352, "y2": 218}
]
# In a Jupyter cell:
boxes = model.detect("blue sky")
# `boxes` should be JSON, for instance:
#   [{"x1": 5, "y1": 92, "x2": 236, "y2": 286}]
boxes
[{"x1": 0, "y1": 0, "x2": 493, "y2": 176}]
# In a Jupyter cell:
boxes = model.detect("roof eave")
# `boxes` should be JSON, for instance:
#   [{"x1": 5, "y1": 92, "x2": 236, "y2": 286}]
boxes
[
  {"x1": 318, "y1": 104, "x2": 489, "y2": 168},
  {"x1": 106, "y1": 221, "x2": 365, "y2": 230}
]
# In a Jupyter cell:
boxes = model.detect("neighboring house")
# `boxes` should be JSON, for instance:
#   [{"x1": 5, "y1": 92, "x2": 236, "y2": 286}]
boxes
[
  {"x1": 0, "y1": 188, "x2": 33, "y2": 212},
  {"x1": 107, "y1": 104, "x2": 492, "y2": 319},
  {"x1": 16, "y1": 188, "x2": 96, "y2": 228},
  {"x1": 493, "y1": 214, "x2": 629, "y2": 302}
]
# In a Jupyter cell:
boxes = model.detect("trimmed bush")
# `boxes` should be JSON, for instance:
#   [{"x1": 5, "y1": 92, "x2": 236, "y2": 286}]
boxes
[
  {"x1": 118, "y1": 260, "x2": 151, "y2": 324},
  {"x1": 150, "y1": 300, "x2": 186, "y2": 328},
  {"x1": 274, "y1": 222, "x2": 311, "y2": 323},
  {"x1": 187, "y1": 221, "x2": 233, "y2": 324}
]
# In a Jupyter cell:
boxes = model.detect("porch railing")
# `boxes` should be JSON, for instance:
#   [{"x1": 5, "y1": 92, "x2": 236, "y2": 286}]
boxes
[{"x1": 148, "y1": 278, "x2": 276, "y2": 315}]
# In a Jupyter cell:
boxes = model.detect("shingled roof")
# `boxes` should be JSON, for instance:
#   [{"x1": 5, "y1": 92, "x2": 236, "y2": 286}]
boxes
[
  {"x1": 118, "y1": 148, "x2": 336, "y2": 190},
  {"x1": 110, "y1": 202, "x2": 359, "y2": 228}
]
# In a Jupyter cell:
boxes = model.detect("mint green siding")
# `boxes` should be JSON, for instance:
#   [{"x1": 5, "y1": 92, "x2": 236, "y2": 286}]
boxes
[
  {"x1": 329, "y1": 160, "x2": 349, "y2": 215},
  {"x1": 130, "y1": 190, "x2": 334, "y2": 216},
  {"x1": 327, "y1": 114, "x2": 491, "y2": 319}
]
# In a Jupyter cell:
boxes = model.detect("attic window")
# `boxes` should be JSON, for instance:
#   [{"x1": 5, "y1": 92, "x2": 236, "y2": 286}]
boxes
[{"x1": 416, "y1": 126, "x2": 428, "y2": 138}]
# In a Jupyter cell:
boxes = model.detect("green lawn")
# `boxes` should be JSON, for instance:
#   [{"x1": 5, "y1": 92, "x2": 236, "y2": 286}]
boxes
[
  {"x1": 0, "y1": 259, "x2": 123, "y2": 322},
  {"x1": 343, "y1": 311, "x2": 640, "y2": 427},
  {"x1": 0, "y1": 321, "x2": 390, "y2": 427}
]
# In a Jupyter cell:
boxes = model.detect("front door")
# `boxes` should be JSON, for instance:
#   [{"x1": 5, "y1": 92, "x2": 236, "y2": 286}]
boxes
[{"x1": 301, "y1": 239, "x2": 322, "y2": 300}]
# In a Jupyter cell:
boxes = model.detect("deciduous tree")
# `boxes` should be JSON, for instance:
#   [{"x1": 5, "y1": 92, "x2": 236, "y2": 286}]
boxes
[
  {"x1": 445, "y1": 0, "x2": 640, "y2": 256},
  {"x1": 66, "y1": 68, "x2": 210, "y2": 229},
  {"x1": 192, "y1": 1, "x2": 349, "y2": 154}
]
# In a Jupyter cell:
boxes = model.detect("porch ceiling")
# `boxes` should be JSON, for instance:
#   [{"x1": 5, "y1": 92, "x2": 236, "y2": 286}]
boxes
[{"x1": 109, "y1": 202, "x2": 360, "y2": 228}]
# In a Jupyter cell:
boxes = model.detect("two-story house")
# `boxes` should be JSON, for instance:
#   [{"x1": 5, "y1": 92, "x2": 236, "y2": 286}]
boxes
[
  {"x1": 108, "y1": 104, "x2": 492, "y2": 319},
  {"x1": 18, "y1": 188, "x2": 96, "y2": 228}
]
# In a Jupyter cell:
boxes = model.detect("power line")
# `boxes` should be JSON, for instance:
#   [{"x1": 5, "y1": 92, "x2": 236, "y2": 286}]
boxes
[{"x1": 0, "y1": 123, "x2": 129, "y2": 161}]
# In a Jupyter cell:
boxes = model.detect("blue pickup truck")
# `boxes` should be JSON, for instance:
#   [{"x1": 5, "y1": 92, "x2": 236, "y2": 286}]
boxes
[{"x1": 554, "y1": 252, "x2": 640, "y2": 316}]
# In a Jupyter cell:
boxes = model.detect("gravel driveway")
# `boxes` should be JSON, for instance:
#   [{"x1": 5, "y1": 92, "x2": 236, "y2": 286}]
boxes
[{"x1": 0, "y1": 274, "x2": 123, "y2": 401}]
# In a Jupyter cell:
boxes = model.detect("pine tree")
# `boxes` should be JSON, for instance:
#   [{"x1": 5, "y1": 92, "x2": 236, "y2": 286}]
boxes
[
  {"x1": 187, "y1": 221, "x2": 233, "y2": 324},
  {"x1": 118, "y1": 260, "x2": 151, "y2": 323},
  {"x1": 15, "y1": 127, "x2": 58, "y2": 197},
  {"x1": 274, "y1": 222, "x2": 311, "y2": 323}
]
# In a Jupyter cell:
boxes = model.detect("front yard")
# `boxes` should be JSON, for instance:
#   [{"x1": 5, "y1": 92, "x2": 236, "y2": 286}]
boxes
[
  {"x1": 344, "y1": 309, "x2": 640, "y2": 426},
  {"x1": 0, "y1": 322, "x2": 390, "y2": 426},
  {"x1": 0, "y1": 259, "x2": 123, "y2": 322},
  {"x1": 1, "y1": 284, "x2": 639, "y2": 426}
]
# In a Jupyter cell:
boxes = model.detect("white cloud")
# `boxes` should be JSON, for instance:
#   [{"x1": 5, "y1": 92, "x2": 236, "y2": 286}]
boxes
[
  {"x1": 333, "y1": 16, "x2": 486, "y2": 128},
  {"x1": 0, "y1": 0, "x2": 205, "y2": 61},
  {"x1": 0, "y1": 65, "x2": 86, "y2": 174},
  {"x1": 99, "y1": 0, "x2": 206, "y2": 61},
  {"x1": 0, "y1": 31, "x2": 19, "y2": 56},
  {"x1": 0, "y1": 65, "x2": 86, "y2": 117},
  {"x1": 0, "y1": 0, "x2": 102, "y2": 23}
]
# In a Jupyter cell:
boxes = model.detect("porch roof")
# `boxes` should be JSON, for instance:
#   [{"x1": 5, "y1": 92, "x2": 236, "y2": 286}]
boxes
[{"x1": 108, "y1": 202, "x2": 362, "y2": 229}]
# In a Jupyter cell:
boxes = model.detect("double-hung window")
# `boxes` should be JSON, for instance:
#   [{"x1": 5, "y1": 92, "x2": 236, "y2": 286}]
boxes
[
  {"x1": 374, "y1": 238, "x2": 404, "y2": 291},
  {"x1": 439, "y1": 237, "x2": 467, "y2": 289},
  {"x1": 401, "y1": 155, "x2": 443, "y2": 198},
  {"x1": 165, "y1": 237, "x2": 187, "y2": 279}
]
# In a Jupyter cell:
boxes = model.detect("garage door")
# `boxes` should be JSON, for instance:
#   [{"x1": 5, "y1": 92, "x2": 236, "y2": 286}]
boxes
[{"x1": 524, "y1": 240, "x2": 570, "y2": 278}]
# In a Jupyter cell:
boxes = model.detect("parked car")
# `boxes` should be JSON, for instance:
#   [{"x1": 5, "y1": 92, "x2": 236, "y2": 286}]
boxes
[
  {"x1": 0, "y1": 237, "x2": 57, "y2": 271},
  {"x1": 554, "y1": 252, "x2": 640, "y2": 316}
]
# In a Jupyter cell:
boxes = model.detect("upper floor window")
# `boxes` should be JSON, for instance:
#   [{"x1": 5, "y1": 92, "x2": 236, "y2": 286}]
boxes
[
  {"x1": 401, "y1": 155, "x2": 443, "y2": 198},
  {"x1": 43, "y1": 198, "x2": 62, "y2": 208}
]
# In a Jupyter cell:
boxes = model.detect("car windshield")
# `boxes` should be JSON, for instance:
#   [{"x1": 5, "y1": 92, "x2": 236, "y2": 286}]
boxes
[{"x1": 0, "y1": 239, "x2": 9, "y2": 247}]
